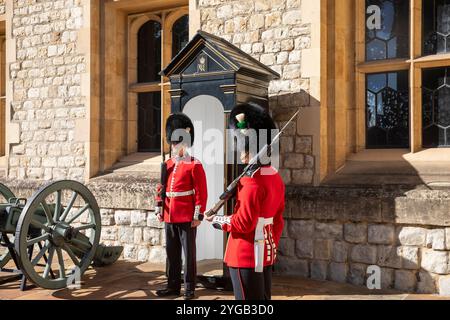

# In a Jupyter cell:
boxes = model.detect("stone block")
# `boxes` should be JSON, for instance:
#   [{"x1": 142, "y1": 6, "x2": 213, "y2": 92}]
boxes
[
  {"x1": 295, "y1": 136, "x2": 312, "y2": 154},
  {"x1": 133, "y1": 228, "x2": 142, "y2": 244},
  {"x1": 284, "y1": 153, "x2": 304, "y2": 169},
  {"x1": 282, "y1": 10, "x2": 302, "y2": 25},
  {"x1": 377, "y1": 246, "x2": 402, "y2": 269},
  {"x1": 426, "y1": 229, "x2": 446, "y2": 250},
  {"x1": 278, "y1": 238, "x2": 295, "y2": 257},
  {"x1": 380, "y1": 267, "x2": 394, "y2": 289},
  {"x1": 100, "y1": 227, "x2": 117, "y2": 241},
  {"x1": 417, "y1": 271, "x2": 437, "y2": 294},
  {"x1": 275, "y1": 256, "x2": 309, "y2": 277},
  {"x1": 147, "y1": 213, "x2": 164, "y2": 229},
  {"x1": 394, "y1": 270, "x2": 417, "y2": 292},
  {"x1": 314, "y1": 222, "x2": 343, "y2": 240},
  {"x1": 288, "y1": 220, "x2": 314, "y2": 240},
  {"x1": 399, "y1": 246, "x2": 419, "y2": 270},
  {"x1": 130, "y1": 210, "x2": 147, "y2": 227},
  {"x1": 314, "y1": 239, "x2": 330, "y2": 260},
  {"x1": 446, "y1": 228, "x2": 450, "y2": 250},
  {"x1": 148, "y1": 246, "x2": 166, "y2": 264},
  {"x1": 351, "y1": 244, "x2": 377, "y2": 264},
  {"x1": 439, "y1": 275, "x2": 450, "y2": 296},
  {"x1": 292, "y1": 169, "x2": 313, "y2": 185},
  {"x1": 295, "y1": 239, "x2": 313, "y2": 258},
  {"x1": 368, "y1": 224, "x2": 395, "y2": 245},
  {"x1": 310, "y1": 260, "x2": 328, "y2": 281},
  {"x1": 348, "y1": 263, "x2": 366, "y2": 286},
  {"x1": 329, "y1": 262, "x2": 348, "y2": 283},
  {"x1": 397, "y1": 227, "x2": 427, "y2": 246},
  {"x1": 118, "y1": 227, "x2": 134, "y2": 244},
  {"x1": 114, "y1": 210, "x2": 131, "y2": 226},
  {"x1": 421, "y1": 249, "x2": 449, "y2": 274},
  {"x1": 137, "y1": 246, "x2": 149, "y2": 262},
  {"x1": 123, "y1": 244, "x2": 137, "y2": 260},
  {"x1": 344, "y1": 223, "x2": 367, "y2": 244},
  {"x1": 143, "y1": 228, "x2": 161, "y2": 246},
  {"x1": 331, "y1": 241, "x2": 348, "y2": 263}
]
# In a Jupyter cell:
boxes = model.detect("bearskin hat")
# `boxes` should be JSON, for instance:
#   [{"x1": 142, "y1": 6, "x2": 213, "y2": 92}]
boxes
[
  {"x1": 229, "y1": 102, "x2": 277, "y2": 155},
  {"x1": 165, "y1": 113, "x2": 195, "y2": 147}
]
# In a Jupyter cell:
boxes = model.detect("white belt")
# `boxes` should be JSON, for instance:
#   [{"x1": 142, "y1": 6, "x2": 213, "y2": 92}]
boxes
[
  {"x1": 254, "y1": 217, "x2": 274, "y2": 273},
  {"x1": 166, "y1": 190, "x2": 195, "y2": 198}
]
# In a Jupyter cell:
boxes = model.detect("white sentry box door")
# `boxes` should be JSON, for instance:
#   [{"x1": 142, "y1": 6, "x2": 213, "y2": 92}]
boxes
[{"x1": 183, "y1": 95, "x2": 225, "y2": 261}]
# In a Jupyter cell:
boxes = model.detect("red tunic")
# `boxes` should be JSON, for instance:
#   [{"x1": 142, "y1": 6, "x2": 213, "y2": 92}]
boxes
[
  {"x1": 156, "y1": 155, "x2": 208, "y2": 224},
  {"x1": 221, "y1": 166, "x2": 285, "y2": 269}
]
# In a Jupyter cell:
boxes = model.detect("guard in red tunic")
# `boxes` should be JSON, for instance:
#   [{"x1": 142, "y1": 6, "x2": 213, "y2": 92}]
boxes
[
  {"x1": 154, "y1": 113, "x2": 208, "y2": 300},
  {"x1": 207, "y1": 103, "x2": 285, "y2": 300}
]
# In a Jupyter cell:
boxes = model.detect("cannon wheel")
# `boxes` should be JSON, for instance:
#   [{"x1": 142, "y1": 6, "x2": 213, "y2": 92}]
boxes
[
  {"x1": 0, "y1": 183, "x2": 16, "y2": 269},
  {"x1": 14, "y1": 180, "x2": 101, "y2": 290}
]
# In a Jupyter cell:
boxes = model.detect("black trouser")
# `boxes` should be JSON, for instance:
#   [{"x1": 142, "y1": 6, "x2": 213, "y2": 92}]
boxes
[
  {"x1": 229, "y1": 266, "x2": 272, "y2": 300},
  {"x1": 165, "y1": 222, "x2": 197, "y2": 292}
]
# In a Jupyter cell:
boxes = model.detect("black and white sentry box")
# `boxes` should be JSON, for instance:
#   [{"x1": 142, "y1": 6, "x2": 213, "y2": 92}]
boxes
[
  {"x1": 161, "y1": 30, "x2": 280, "y2": 113},
  {"x1": 161, "y1": 31, "x2": 280, "y2": 290}
]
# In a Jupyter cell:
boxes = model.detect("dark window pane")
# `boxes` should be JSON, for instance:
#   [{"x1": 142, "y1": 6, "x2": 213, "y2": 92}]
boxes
[
  {"x1": 138, "y1": 20, "x2": 162, "y2": 83},
  {"x1": 172, "y1": 15, "x2": 189, "y2": 58},
  {"x1": 138, "y1": 92, "x2": 161, "y2": 152},
  {"x1": 366, "y1": 71, "x2": 410, "y2": 148},
  {"x1": 365, "y1": 0, "x2": 410, "y2": 61},
  {"x1": 423, "y1": 0, "x2": 450, "y2": 55},
  {"x1": 422, "y1": 67, "x2": 450, "y2": 147}
]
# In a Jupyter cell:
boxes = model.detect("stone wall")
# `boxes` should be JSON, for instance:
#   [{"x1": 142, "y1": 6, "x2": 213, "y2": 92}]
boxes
[
  {"x1": 8, "y1": 0, "x2": 87, "y2": 181},
  {"x1": 0, "y1": 0, "x2": 5, "y2": 15},
  {"x1": 100, "y1": 208, "x2": 167, "y2": 264},
  {"x1": 198, "y1": 0, "x2": 317, "y2": 185},
  {"x1": 276, "y1": 186, "x2": 450, "y2": 295}
]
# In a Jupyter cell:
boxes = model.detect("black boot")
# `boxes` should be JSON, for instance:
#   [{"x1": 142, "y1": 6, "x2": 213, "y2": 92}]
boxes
[
  {"x1": 156, "y1": 288, "x2": 181, "y2": 297},
  {"x1": 184, "y1": 290, "x2": 195, "y2": 300}
]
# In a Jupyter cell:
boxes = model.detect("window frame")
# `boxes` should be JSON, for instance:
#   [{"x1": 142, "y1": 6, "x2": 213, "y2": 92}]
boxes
[
  {"x1": 356, "y1": 0, "x2": 450, "y2": 152},
  {"x1": 127, "y1": 7, "x2": 189, "y2": 154}
]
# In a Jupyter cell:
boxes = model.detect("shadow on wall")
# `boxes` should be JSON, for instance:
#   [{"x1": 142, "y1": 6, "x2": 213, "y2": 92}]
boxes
[
  {"x1": 272, "y1": 100, "x2": 450, "y2": 295},
  {"x1": 268, "y1": 90, "x2": 319, "y2": 187}
]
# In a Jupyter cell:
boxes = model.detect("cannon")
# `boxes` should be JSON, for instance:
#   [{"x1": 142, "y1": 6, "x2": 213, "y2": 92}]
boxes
[{"x1": 0, "y1": 180, "x2": 123, "y2": 290}]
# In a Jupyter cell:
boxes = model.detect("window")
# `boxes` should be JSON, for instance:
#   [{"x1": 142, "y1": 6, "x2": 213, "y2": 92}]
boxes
[
  {"x1": 366, "y1": 0, "x2": 410, "y2": 61},
  {"x1": 172, "y1": 15, "x2": 189, "y2": 59},
  {"x1": 366, "y1": 71, "x2": 409, "y2": 148},
  {"x1": 422, "y1": 67, "x2": 450, "y2": 147},
  {"x1": 138, "y1": 20, "x2": 162, "y2": 83},
  {"x1": 423, "y1": 0, "x2": 450, "y2": 55},
  {"x1": 136, "y1": 20, "x2": 162, "y2": 152},
  {"x1": 358, "y1": 0, "x2": 450, "y2": 151},
  {"x1": 128, "y1": 10, "x2": 189, "y2": 154}
]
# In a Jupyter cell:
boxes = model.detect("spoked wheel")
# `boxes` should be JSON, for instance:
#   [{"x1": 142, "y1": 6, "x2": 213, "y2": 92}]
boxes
[
  {"x1": 14, "y1": 180, "x2": 101, "y2": 290},
  {"x1": 0, "y1": 183, "x2": 16, "y2": 269}
]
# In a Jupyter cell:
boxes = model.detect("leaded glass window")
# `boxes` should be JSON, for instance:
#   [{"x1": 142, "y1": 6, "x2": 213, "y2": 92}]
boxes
[
  {"x1": 172, "y1": 15, "x2": 189, "y2": 58},
  {"x1": 138, "y1": 20, "x2": 162, "y2": 83},
  {"x1": 365, "y1": 0, "x2": 410, "y2": 61},
  {"x1": 366, "y1": 71, "x2": 410, "y2": 148},
  {"x1": 422, "y1": 67, "x2": 450, "y2": 147},
  {"x1": 423, "y1": 0, "x2": 450, "y2": 55}
]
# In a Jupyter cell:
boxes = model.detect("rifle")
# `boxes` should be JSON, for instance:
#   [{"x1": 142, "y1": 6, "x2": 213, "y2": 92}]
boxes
[
  {"x1": 156, "y1": 150, "x2": 168, "y2": 216},
  {"x1": 204, "y1": 110, "x2": 301, "y2": 218}
]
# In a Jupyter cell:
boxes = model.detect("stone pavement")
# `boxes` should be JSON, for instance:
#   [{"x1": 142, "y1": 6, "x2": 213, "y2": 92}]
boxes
[{"x1": 0, "y1": 260, "x2": 448, "y2": 300}]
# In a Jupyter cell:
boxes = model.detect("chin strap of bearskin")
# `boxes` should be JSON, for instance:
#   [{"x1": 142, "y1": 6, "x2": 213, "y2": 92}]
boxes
[{"x1": 212, "y1": 215, "x2": 231, "y2": 230}]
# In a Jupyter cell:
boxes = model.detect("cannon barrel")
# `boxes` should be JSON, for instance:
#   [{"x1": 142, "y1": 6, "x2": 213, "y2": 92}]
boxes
[{"x1": 0, "y1": 180, "x2": 123, "y2": 290}]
